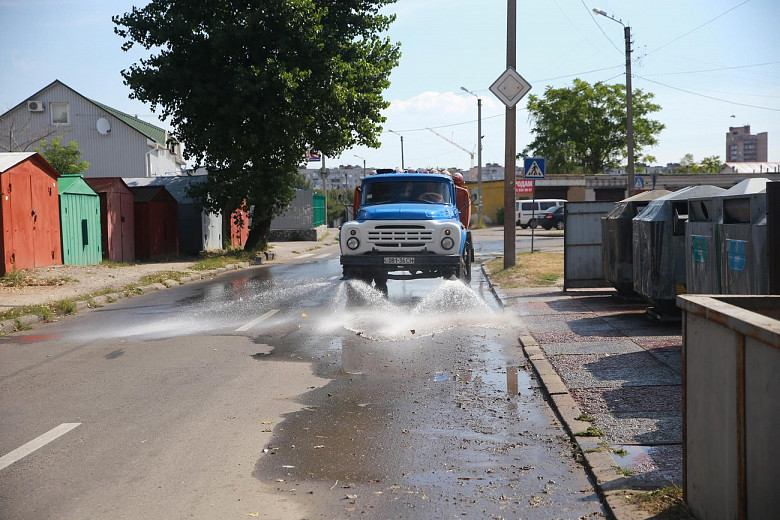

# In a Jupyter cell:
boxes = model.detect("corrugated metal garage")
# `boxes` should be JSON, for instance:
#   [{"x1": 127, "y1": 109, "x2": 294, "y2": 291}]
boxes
[
  {"x1": 125, "y1": 176, "x2": 222, "y2": 255},
  {"x1": 0, "y1": 152, "x2": 62, "y2": 275},
  {"x1": 129, "y1": 185, "x2": 178, "y2": 260},
  {"x1": 58, "y1": 174, "x2": 102, "y2": 266},
  {"x1": 84, "y1": 177, "x2": 135, "y2": 263}
]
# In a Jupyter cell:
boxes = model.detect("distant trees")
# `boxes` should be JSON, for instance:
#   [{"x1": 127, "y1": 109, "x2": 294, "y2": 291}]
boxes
[
  {"x1": 522, "y1": 79, "x2": 664, "y2": 175},
  {"x1": 699, "y1": 155, "x2": 722, "y2": 172},
  {"x1": 673, "y1": 154, "x2": 722, "y2": 173},
  {"x1": 35, "y1": 137, "x2": 89, "y2": 175}
]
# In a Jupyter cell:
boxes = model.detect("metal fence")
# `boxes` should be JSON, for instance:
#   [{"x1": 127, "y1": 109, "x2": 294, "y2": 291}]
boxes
[{"x1": 563, "y1": 201, "x2": 614, "y2": 289}]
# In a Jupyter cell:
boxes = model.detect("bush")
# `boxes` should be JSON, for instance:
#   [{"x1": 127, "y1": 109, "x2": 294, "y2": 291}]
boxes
[{"x1": 495, "y1": 207, "x2": 504, "y2": 225}]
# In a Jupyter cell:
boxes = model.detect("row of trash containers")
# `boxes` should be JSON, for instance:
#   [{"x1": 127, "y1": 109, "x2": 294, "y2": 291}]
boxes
[{"x1": 602, "y1": 178, "x2": 773, "y2": 314}]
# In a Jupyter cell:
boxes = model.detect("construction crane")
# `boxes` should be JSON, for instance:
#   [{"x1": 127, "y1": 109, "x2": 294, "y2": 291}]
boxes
[{"x1": 426, "y1": 128, "x2": 475, "y2": 169}]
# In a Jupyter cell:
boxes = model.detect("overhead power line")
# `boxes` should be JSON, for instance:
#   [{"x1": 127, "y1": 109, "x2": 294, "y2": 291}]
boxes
[
  {"x1": 637, "y1": 75, "x2": 780, "y2": 111},
  {"x1": 647, "y1": 0, "x2": 753, "y2": 56},
  {"x1": 642, "y1": 61, "x2": 780, "y2": 77}
]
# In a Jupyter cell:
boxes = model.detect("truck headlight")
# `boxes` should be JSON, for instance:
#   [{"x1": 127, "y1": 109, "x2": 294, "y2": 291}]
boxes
[
  {"x1": 441, "y1": 236, "x2": 455, "y2": 250},
  {"x1": 347, "y1": 237, "x2": 360, "y2": 250}
]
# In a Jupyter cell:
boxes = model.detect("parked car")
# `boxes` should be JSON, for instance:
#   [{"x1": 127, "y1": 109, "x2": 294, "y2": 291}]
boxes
[
  {"x1": 540, "y1": 206, "x2": 565, "y2": 230},
  {"x1": 515, "y1": 199, "x2": 566, "y2": 229}
]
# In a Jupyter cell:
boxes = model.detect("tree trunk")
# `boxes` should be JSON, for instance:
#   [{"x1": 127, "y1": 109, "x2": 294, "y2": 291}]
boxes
[{"x1": 245, "y1": 218, "x2": 272, "y2": 252}]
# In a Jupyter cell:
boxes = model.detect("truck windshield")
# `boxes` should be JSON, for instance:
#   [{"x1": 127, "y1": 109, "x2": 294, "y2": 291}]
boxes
[{"x1": 362, "y1": 180, "x2": 451, "y2": 205}]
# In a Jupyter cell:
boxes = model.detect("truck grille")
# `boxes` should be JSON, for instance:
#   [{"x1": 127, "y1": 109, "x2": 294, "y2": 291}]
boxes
[{"x1": 367, "y1": 226, "x2": 433, "y2": 248}]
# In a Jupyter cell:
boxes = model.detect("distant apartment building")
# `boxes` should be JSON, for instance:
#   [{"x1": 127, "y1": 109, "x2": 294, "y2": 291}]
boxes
[{"x1": 726, "y1": 125, "x2": 768, "y2": 162}]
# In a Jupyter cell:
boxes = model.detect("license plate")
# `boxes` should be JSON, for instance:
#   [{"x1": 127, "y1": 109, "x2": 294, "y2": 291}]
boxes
[{"x1": 385, "y1": 257, "x2": 415, "y2": 265}]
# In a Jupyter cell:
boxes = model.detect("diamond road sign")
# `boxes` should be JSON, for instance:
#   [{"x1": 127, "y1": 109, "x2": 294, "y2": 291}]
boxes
[
  {"x1": 523, "y1": 158, "x2": 545, "y2": 179},
  {"x1": 489, "y1": 66, "x2": 532, "y2": 108}
]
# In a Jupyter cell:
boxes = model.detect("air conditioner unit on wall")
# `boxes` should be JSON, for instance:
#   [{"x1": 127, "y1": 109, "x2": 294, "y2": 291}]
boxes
[{"x1": 27, "y1": 100, "x2": 44, "y2": 112}]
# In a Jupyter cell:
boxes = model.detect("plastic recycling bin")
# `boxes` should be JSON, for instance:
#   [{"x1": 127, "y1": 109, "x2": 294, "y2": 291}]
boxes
[
  {"x1": 719, "y1": 178, "x2": 770, "y2": 295},
  {"x1": 602, "y1": 190, "x2": 671, "y2": 296},
  {"x1": 633, "y1": 185, "x2": 725, "y2": 314},
  {"x1": 685, "y1": 187, "x2": 727, "y2": 294}
]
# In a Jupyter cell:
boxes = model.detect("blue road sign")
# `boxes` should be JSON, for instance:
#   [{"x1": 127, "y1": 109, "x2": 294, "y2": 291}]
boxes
[{"x1": 524, "y1": 158, "x2": 546, "y2": 179}]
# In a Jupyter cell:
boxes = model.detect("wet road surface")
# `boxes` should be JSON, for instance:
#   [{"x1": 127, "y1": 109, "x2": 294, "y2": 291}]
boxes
[{"x1": 0, "y1": 253, "x2": 605, "y2": 519}]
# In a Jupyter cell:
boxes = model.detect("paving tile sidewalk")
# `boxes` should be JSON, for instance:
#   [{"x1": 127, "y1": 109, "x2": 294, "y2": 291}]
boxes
[{"x1": 493, "y1": 285, "x2": 684, "y2": 519}]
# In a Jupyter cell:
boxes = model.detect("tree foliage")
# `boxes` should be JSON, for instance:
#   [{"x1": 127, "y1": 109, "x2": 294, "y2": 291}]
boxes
[
  {"x1": 522, "y1": 79, "x2": 664, "y2": 175},
  {"x1": 114, "y1": 0, "x2": 400, "y2": 250},
  {"x1": 35, "y1": 137, "x2": 89, "y2": 176},
  {"x1": 699, "y1": 155, "x2": 721, "y2": 173}
]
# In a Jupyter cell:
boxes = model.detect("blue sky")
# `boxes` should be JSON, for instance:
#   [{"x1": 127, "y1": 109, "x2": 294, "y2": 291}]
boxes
[{"x1": 1, "y1": 0, "x2": 778, "y2": 171}]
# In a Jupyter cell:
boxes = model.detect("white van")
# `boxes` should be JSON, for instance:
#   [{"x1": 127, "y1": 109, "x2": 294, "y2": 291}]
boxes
[{"x1": 515, "y1": 199, "x2": 566, "y2": 228}]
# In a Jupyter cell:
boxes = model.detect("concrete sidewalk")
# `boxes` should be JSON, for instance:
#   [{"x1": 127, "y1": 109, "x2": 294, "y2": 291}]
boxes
[{"x1": 492, "y1": 285, "x2": 683, "y2": 519}]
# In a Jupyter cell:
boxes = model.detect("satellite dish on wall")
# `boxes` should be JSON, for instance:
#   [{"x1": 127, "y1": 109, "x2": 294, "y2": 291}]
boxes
[{"x1": 96, "y1": 118, "x2": 111, "y2": 135}]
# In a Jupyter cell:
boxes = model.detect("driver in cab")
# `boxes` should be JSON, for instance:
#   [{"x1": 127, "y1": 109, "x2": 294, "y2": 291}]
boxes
[{"x1": 417, "y1": 181, "x2": 444, "y2": 202}]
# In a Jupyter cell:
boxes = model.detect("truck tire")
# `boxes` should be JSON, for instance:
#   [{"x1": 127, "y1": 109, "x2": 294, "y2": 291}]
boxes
[
  {"x1": 528, "y1": 218, "x2": 538, "y2": 229},
  {"x1": 456, "y1": 242, "x2": 472, "y2": 284},
  {"x1": 374, "y1": 275, "x2": 388, "y2": 296}
]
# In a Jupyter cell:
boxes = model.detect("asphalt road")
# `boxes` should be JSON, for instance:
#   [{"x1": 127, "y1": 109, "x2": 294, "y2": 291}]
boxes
[{"x1": 0, "y1": 233, "x2": 603, "y2": 519}]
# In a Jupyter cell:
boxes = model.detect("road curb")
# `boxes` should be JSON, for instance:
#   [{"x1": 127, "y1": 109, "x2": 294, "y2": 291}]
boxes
[{"x1": 0, "y1": 263, "x2": 251, "y2": 336}]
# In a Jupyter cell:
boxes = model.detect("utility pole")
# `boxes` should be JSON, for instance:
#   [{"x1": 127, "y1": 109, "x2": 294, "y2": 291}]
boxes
[
  {"x1": 461, "y1": 87, "x2": 484, "y2": 227},
  {"x1": 624, "y1": 25, "x2": 635, "y2": 196},
  {"x1": 389, "y1": 130, "x2": 405, "y2": 170},
  {"x1": 593, "y1": 8, "x2": 634, "y2": 196},
  {"x1": 354, "y1": 154, "x2": 366, "y2": 180},
  {"x1": 504, "y1": 0, "x2": 517, "y2": 269}
]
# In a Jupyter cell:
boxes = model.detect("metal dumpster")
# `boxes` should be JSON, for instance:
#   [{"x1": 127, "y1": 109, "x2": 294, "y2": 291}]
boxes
[
  {"x1": 719, "y1": 178, "x2": 770, "y2": 295},
  {"x1": 677, "y1": 294, "x2": 780, "y2": 520},
  {"x1": 633, "y1": 185, "x2": 725, "y2": 314},
  {"x1": 685, "y1": 187, "x2": 727, "y2": 294},
  {"x1": 602, "y1": 190, "x2": 671, "y2": 295}
]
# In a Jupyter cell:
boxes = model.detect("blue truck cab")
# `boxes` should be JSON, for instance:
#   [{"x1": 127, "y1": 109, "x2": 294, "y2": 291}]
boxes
[{"x1": 339, "y1": 169, "x2": 473, "y2": 292}]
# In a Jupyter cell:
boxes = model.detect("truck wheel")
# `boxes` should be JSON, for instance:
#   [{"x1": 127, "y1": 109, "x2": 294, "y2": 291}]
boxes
[
  {"x1": 374, "y1": 276, "x2": 388, "y2": 296},
  {"x1": 457, "y1": 251, "x2": 471, "y2": 284},
  {"x1": 528, "y1": 219, "x2": 538, "y2": 229}
]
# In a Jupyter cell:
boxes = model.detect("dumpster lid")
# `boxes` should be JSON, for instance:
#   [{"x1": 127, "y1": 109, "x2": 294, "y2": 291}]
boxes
[
  {"x1": 721, "y1": 177, "x2": 770, "y2": 196},
  {"x1": 620, "y1": 189, "x2": 671, "y2": 202}
]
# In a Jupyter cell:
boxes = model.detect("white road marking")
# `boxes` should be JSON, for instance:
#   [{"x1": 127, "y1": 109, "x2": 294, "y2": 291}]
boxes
[
  {"x1": 296, "y1": 253, "x2": 314, "y2": 259},
  {"x1": 315, "y1": 253, "x2": 331, "y2": 259},
  {"x1": 235, "y1": 309, "x2": 279, "y2": 332},
  {"x1": 0, "y1": 423, "x2": 81, "y2": 471}
]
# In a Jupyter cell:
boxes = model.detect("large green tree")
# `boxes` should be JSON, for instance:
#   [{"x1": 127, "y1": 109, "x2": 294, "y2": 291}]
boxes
[
  {"x1": 522, "y1": 79, "x2": 664, "y2": 175},
  {"x1": 35, "y1": 137, "x2": 89, "y2": 176},
  {"x1": 114, "y1": 0, "x2": 400, "y2": 250}
]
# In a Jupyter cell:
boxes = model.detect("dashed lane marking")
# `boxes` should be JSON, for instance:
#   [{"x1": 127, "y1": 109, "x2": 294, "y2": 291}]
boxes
[
  {"x1": 235, "y1": 309, "x2": 279, "y2": 332},
  {"x1": 0, "y1": 423, "x2": 81, "y2": 471}
]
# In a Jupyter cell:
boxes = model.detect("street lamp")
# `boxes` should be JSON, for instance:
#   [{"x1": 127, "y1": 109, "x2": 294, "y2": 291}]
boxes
[
  {"x1": 354, "y1": 154, "x2": 366, "y2": 180},
  {"x1": 593, "y1": 7, "x2": 635, "y2": 196},
  {"x1": 388, "y1": 129, "x2": 405, "y2": 170},
  {"x1": 461, "y1": 86, "x2": 483, "y2": 227}
]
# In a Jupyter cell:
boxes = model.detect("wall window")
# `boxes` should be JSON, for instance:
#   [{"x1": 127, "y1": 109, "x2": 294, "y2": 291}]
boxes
[{"x1": 50, "y1": 102, "x2": 70, "y2": 124}]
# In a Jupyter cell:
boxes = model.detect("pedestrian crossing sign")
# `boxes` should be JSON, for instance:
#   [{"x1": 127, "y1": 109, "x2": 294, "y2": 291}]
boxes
[{"x1": 523, "y1": 158, "x2": 545, "y2": 179}]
